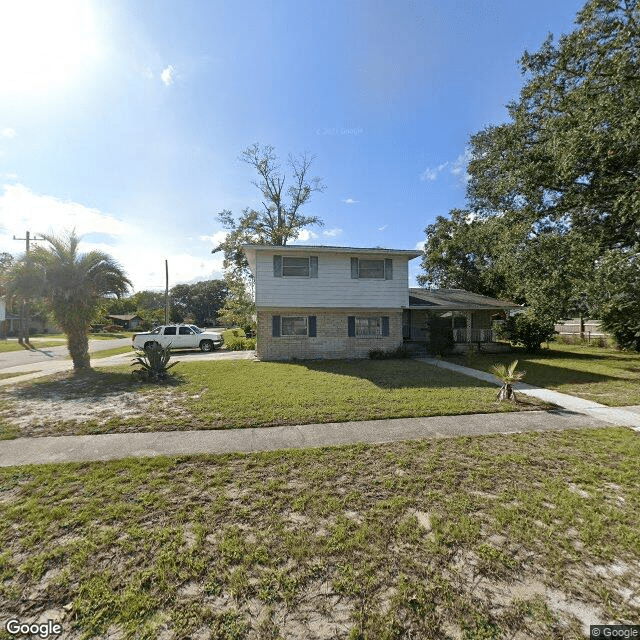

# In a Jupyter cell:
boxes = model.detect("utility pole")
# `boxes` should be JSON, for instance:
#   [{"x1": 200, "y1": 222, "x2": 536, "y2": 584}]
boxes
[{"x1": 13, "y1": 231, "x2": 45, "y2": 345}]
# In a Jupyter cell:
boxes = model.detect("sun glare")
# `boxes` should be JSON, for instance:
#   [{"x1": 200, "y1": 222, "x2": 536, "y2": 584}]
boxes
[{"x1": 0, "y1": 0, "x2": 102, "y2": 97}]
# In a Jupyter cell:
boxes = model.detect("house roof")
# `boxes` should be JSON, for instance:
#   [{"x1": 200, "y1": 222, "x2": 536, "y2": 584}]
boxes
[
  {"x1": 242, "y1": 244, "x2": 421, "y2": 273},
  {"x1": 107, "y1": 314, "x2": 141, "y2": 321},
  {"x1": 409, "y1": 288, "x2": 520, "y2": 310}
]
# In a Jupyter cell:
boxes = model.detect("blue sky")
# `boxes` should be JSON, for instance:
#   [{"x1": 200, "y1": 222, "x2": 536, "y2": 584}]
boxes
[{"x1": 0, "y1": 0, "x2": 585, "y2": 291}]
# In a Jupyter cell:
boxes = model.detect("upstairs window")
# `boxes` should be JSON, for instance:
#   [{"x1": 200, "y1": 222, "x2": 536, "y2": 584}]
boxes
[
  {"x1": 283, "y1": 257, "x2": 310, "y2": 277},
  {"x1": 351, "y1": 257, "x2": 393, "y2": 279},
  {"x1": 273, "y1": 255, "x2": 318, "y2": 277}
]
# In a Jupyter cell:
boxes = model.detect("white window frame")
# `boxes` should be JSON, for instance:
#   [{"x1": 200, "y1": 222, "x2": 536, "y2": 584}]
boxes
[
  {"x1": 358, "y1": 259, "x2": 385, "y2": 279},
  {"x1": 281, "y1": 316, "x2": 308, "y2": 336},
  {"x1": 355, "y1": 317, "x2": 382, "y2": 337},
  {"x1": 282, "y1": 256, "x2": 310, "y2": 277}
]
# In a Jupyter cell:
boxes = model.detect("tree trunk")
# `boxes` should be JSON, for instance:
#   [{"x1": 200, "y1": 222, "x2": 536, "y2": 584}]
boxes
[
  {"x1": 67, "y1": 328, "x2": 91, "y2": 369},
  {"x1": 496, "y1": 383, "x2": 517, "y2": 402}
]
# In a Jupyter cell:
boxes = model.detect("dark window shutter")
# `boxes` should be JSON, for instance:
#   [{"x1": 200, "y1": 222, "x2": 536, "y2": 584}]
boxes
[
  {"x1": 310, "y1": 256, "x2": 318, "y2": 278},
  {"x1": 382, "y1": 316, "x2": 390, "y2": 336},
  {"x1": 351, "y1": 257, "x2": 359, "y2": 279},
  {"x1": 384, "y1": 258, "x2": 393, "y2": 280},
  {"x1": 273, "y1": 255, "x2": 283, "y2": 277},
  {"x1": 272, "y1": 315, "x2": 281, "y2": 337},
  {"x1": 308, "y1": 316, "x2": 316, "y2": 337},
  {"x1": 348, "y1": 316, "x2": 356, "y2": 337}
]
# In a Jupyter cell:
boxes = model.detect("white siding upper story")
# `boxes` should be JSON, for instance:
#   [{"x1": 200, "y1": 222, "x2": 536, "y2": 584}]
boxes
[{"x1": 243, "y1": 245, "x2": 421, "y2": 309}]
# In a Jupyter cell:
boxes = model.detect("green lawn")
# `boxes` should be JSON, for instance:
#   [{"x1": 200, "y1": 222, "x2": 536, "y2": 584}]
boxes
[
  {"x1": 85, "y1": 346, "x2": 134, "y2": 360},
  {"x1": 0, "y1": 359, "x2": 549, "y2": 439},
  {"x1": 0, "y1": 371, "x2": 41, "y2": 381},
  {"x1": 0, "y1": 339, "x2": 65, "y2": 353},
  {"x1": 447, "y1": 342, "x2": 640, "y2": 406},
  {"x1": 1, "y1": 427, "x2": 638, "y2": 639}
]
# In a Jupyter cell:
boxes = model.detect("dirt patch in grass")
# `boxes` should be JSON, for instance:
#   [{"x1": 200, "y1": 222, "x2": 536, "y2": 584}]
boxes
[
  {"x1": 0, "y1": 428, "x2": 638, "y2": 639},
  {"x1": 0, "y1": 370, "x2": 191, "y2": 438},
  {"x1": 0, "y1": 360, "x2": 551, "y2": 439}
]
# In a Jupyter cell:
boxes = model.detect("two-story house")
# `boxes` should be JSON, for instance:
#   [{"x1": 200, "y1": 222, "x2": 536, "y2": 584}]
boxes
[
  {"x1": 243, "y1": 244, "x2": 519, "y2": 360},
  {"x1": 243, "y1": 245, "x2": 419, "y2": 360}
]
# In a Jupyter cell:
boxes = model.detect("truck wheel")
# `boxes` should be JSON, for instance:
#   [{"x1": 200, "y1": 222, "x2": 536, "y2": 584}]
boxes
[
  {"x1": 144, "y1": 341, "x2": 160, "y2": 351},
  {"x1": 200, "y1": 340, "x2": 214, "y2": 352}
]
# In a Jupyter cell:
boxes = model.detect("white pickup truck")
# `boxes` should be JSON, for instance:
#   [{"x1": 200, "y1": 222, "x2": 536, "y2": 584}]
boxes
[{"x1": 132, "y1": 324, "x2": 224, "y2": 352}]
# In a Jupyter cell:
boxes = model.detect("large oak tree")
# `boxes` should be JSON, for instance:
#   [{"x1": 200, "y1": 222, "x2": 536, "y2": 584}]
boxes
[{"x1": 420, "y1": 0, "x2": 640, "y2": 347}]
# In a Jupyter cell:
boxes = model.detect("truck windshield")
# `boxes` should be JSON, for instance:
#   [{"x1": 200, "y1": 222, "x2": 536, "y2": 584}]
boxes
[{"x1": 189, "y1": 325, "x2": 204, "y2": 333}]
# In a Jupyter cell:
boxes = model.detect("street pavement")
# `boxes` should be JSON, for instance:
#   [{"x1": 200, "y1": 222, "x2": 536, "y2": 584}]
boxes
[{"x1": 0, "y1": 337, "x2": 129, "y2": 369}]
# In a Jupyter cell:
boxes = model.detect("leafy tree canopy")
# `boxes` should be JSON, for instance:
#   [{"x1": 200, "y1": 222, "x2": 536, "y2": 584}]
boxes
[
  {"x1": 28, "y1": 231, "x2": 131, "y2": 369},
  {"x1": 217, "y1": 272, "x2": 255, "y2": 330},
  {"x1": 420, "y1": 0, "x2": 640, "y2": 345},
  {"x1": 213, "y1": 143, "x2": 325, "y2": 276},
  {"x1": 169, "y1": 280, "x2": 228, "y2": 326}
]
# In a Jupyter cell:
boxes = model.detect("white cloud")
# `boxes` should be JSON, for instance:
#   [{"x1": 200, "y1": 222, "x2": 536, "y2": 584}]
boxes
[
  {"x1": 378, "y1": 224, "x2": 388, "y2": 232},
  {"x1": 161, "y1": 65, "x2": 175, "y2": 86},
  {"x1": 0, "y1": 184, "x2": 133, "y2": 248},
  {"x1": 0, "y1": 183, "x2": 225, "y2": 290},
  {"x1": 420, "y1": 162, "x2": 448, "y2": 182},
  {"x1": 451, "y1": 150, "x2": 472, "y2": 183},
  {"x1": 342, "y1": 198, "x2": 359, "y2": 204},
  {"x1": 415, "y1": 240, "x2": 427, "y2": 251},
  {"x1": 199, "y1": 230, "x2": 228, "y2": 247},
  {"x1": 295, "y1": 229, "x2": 319, "y2": 243},
  {"x1": 1, "y1": 128, "x2": 17, "y2": 139},
  {"x1": 322, "y1": 228, "x2": 343, "y2": 238}
]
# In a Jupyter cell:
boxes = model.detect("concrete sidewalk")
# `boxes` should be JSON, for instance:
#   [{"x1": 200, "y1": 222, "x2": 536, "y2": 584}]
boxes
[
  {"x1": 0, "y1": 409, "x2": 614, "y2": 467},
  {"x1": 1, "y1": 355, "x2": 638, "y2": 468},
  {"x1": 418, "y1": 358, "x2": 640, "y2": 430}
]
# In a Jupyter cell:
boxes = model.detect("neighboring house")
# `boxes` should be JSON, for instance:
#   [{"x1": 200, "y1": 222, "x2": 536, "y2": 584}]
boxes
[
  {"x1": 107, "y1": 314, "x2": 142, "y2": 330},
  {"x1": 243, "y1": 245, "x2": 520, "y2": 360},
  {"x1": 0, "y1": 298, "x2": 59, "y2": 336}
]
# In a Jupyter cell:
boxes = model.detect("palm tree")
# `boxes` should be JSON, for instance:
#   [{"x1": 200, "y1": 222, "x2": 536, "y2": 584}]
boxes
[
  {"x1": 29, "y1": 231, "x2": 131, "y2": 370},
  {"x1": 491, "y1": 359, "x2": 526, "y2": 403}
]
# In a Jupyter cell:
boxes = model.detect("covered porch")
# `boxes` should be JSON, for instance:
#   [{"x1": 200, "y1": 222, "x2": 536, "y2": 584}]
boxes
[{"x1": 403, "y1": 288, "x2": 520, "y2": 353}]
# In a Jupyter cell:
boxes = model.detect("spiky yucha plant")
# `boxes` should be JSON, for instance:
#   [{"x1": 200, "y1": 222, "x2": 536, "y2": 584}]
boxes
[
  {"x1": 131, "y1": 344, "x2": 179, "y2": 382},
  {"x1": 491, "y1": 360, "x2": 526, "y2": 403}
]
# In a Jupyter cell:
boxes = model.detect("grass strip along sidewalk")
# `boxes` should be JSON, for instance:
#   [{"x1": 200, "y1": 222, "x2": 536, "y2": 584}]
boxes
[
  {"x1": 0, "y1": 359, "x2": 549, "y2": 439},
  {"x1": 0, "y1": 427, "x2": 638, "y2": 639},
  {"x1": 447, "y1": 343, "x2": 640, "y2": 407}
]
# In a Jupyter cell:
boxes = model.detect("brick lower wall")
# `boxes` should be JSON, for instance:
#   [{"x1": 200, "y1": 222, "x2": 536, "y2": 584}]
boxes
[{"x1": 256, "y1": 308, "x2": 403, "y2": 360}]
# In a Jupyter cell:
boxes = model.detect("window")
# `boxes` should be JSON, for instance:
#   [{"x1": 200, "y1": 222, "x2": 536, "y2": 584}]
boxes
[
  {"x1": 179, "y1": 326, "x2": 194, "y2": 335},
  {"x1": 348, "y1": 316, "x2": 390, "y2": 337},
  {"x1": 282, "y1": 257, "x2": 310, "y2": 277},
  {"x1": 356, "y1": 317, "x2": 381, "y2": 337},
  {"x1": 359, "y1": 259, "x2": 384, "y2": 279},
  {"x1": 273, "y1": 255, "x2": 318, "y2": 277},
  {"x1": 351, "y1": 257, "x2": 393, "y2": 279},
  {"x1": 163, "y1": 326, "x2": 176, "y2": 335},
  {"x1": 281, "y1": 316, "x2": 308, "y2": 336},
  {"x1": 272, "y1": 315, "x2": 317, "y2": 337}
]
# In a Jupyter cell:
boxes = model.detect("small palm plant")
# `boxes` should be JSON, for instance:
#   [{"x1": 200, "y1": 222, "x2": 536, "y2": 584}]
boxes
[
  {"x1": 491, "y1": 359, "x2": 526, "y2": 403},
  {"x1": 131, "y1": 343, "x2": 179, "y2": 382}
]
